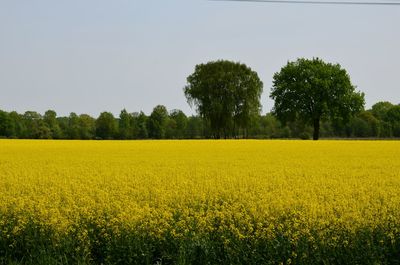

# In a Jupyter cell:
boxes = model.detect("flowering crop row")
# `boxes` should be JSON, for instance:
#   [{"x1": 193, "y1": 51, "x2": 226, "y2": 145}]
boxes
[{"x1": 0, "y1": 140, "x2": 399, "y2": 264}]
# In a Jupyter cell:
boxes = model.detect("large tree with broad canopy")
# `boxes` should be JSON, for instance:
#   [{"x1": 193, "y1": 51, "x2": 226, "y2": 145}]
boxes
[
  {"x1": 184, "y1": 60, "x2": 263, "y2": 138},
  {"x1": 271, "y1": 58, "x2": 365, "y2": 140}
]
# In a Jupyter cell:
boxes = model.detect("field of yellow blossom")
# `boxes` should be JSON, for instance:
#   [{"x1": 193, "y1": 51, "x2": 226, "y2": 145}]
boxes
[{"x1": 0, "y1": 140, "x2": 400, "y2": 264}]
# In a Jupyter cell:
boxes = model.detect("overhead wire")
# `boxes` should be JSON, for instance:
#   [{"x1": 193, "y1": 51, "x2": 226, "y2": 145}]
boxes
[{"x1": 210, "y1": 0, "x2": 400, "y2": 6}]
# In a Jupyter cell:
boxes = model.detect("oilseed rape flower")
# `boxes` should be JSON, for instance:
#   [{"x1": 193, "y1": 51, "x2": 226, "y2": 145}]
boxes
[{"x1": 0, "y1": 140, "x2": 399, "y2": 264}]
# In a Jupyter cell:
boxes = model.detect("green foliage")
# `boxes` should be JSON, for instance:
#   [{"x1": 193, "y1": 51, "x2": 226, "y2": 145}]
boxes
[
  {"x1": 44, "y1": 110, "x2": 62, "y2": 139},
  {"x1": 1, "y1": 215, "x2": 399, "y2": 265},
  {"x1": 386, "y1": 105, "x2": 400, "y2": 137},
  {"x1": 147, "y1": 105, "x2": 169, "y2": 139},
  {"x1": 0, "y1": 103, "x2": 399, "y2": 140},
  {"x1": 22, "y1": 111, "x2": 52, "y2": 139},
  {"x1": 135, "y1": 111, "x2": 149, "y2": 139},
  {"x1": 67, "y1": 112, "x2": 81, "y2": 139},
  {"x1": 185, "y1": 116, "x2": 204, "y2": 139},
  {"x1": 168, "y1": 109, "x2": 188, "y2": 139},
  {"x1": 271, "y1": 58, "x2": 365, "y2": 140},
  {"x1": 118, "y1": 109, "x2": 133, "y2": 139},
  {"x1": 79, "y1": 114, "x2": 96, "y2": 139},
  {"x1": 368, "y1": 102, "x2": 400, "y2": 137},
  {"x1": 96, "y1": 112, "x2": 118, "y2": 140},
  {"x1": 0, "y1": 110, "x2": 12, "y2": 137},
  {"x1": 8, "y1": 111, "x2": 25, "y2": 138},
  {"x1": 184, "y1": 60, "x2": 263, "y2": 138},
  {"x1": 371, "y1": 101, "x2": 394, "y2": 121},
  {"x1": 350, "y1": 111, "x2": 380, "y2": 137}
]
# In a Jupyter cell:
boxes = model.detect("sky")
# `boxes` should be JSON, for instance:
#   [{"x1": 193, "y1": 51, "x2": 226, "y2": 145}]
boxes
[{"x1": 0, "y1": 0, "x2": 399, "y2": 117}]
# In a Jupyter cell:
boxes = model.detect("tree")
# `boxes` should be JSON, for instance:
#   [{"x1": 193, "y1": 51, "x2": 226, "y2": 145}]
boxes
[
  {"x1": 135, "y1": 111, "x2": 148, "y2": 139},
  {"x1": 0, "y1": 110, "x2": 12, "y2": 137},
  {"x1": 147, "y1": 105, "x2": 168, "y2": 139},
  {"x1": 68, "y1": 112, "x2": 81, "y2": 139},
  {"x1": 186, "y1": 116, "x2": 203, "y2": 139},
  {"x1": 385, "y1": 105, "x2": 400, "y2": 137},
  {"x1": 44, "y1": 110, "x2": 62, "y2": 139},
  {"x1": 168, "y1": 109, "x2": 188, "y2": 139},
  {"x1": 57, "y1": 116, "x2": 70, "y2": 139},
  {"x1": 271, "y1": 58, "x2": 365, "y2": 140},
  {"x1": 359, "y1": 111, "x2": 380, "y2": 137},
  {"x1": 22, "y1": 111, "x2": 51, "y2": 139},
  {"x1": 184, "y1": 60, "x2": 263, "y2": 139},
  {"x1": 247, "y1": 114, "x2": 278, "y2": 138},
  {"x1": 371, "y1": 101, "x2": 394, "y2": 121},
  {"x1": 165, "y1": 118, "x2": 177, "y2": 139},
  {"x1": 350, "y1": 111, "x2": 380, "y2": 138},
  {"x1": 79, "y1": 114, "x2": 96, "y2": 139},
  {"x1": 96, "y1": 112, "x2": 118, "y2": 139},
  {"x1": 119, "y1": 109, "x2": 133, "y2": 139},
  {"x1": 370, "y1": 101, "x2": 395, "y2": 137},
  {"x1": 259, "y1": 114, "x2": 282, "y2": 138},
  {"x1": 8, "y1": 111, "x2": 24, "y2": 138}
]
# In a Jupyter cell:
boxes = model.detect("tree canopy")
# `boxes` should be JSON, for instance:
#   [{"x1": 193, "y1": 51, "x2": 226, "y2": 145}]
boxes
[
  {"x1": 96, "y1": 112, "x2": 118, "y2": 139},
  {"x1": 2, "y1": 59, "x2": 400, "y2": 140},
  {"x1": 0, "y1": 102, "x2": 400, "y2": 140},
  {"x1": 147, "y1": 105, "x2": 169, "y2": 139},
  {"x1": 271, "y1": 58, "x2": 365, "y2": 140},
  {"x1": 184, "y1": 60, "x2": 263, "y2": 138}
]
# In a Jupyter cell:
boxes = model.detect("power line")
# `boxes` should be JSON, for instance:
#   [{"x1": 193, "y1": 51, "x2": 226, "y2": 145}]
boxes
[{"x1": 210, "y1": 0, "x2": 400, "y2": 6}]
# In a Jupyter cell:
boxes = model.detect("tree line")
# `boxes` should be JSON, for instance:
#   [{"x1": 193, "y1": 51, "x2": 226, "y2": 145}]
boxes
[
  {"x1": 0, "y1": 101, "x2": 399, "y2": 140},
  {"x1": 0, "y1": 58, "x2": 399, "y2": 140}
]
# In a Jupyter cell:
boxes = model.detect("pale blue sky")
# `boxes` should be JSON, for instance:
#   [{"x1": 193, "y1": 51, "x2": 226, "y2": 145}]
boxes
[{"x1": 0, "y1": 0, "x2": 399, "y2": 117}]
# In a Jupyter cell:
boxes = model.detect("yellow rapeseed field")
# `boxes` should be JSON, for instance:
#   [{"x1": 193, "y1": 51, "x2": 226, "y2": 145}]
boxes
[{"x1": 0, "y1": 140, "x2": 400, "y2": 264}]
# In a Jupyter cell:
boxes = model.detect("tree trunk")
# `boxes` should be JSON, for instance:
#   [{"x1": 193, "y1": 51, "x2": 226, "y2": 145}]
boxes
[{"x1": 313, "y1": 118, "x2": 320, "y2": 140}]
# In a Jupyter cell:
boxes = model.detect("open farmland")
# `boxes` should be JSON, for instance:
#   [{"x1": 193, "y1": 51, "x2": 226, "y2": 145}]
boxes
[{"x1": 0, "y1": 140, "x2": 400, "y2": 264}]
